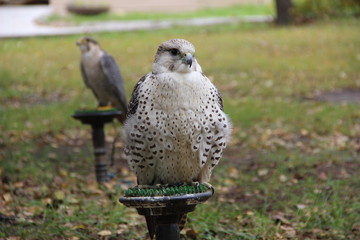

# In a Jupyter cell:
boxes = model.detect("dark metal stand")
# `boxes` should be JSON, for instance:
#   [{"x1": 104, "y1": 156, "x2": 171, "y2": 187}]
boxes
[
  {"x1": 72, "y1": 109, "x2": 122, "y2": 183},
  {"x1": 119, "y1": 188, "x2": 214, "y2": 240}
]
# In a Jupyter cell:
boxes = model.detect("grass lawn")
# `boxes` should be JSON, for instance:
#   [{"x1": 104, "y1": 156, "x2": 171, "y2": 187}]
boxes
[
  {"x1": 41, "y1": 4, "x2": 274, "y2": 25},
  {"x1": 1, "y1": 19, "x2": 360, "y2": 239}
]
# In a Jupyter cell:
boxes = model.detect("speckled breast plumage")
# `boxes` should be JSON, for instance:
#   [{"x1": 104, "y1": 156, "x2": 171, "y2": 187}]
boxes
[{"x1": 123, "y1": 71, "x2": 231, "y2": 185}]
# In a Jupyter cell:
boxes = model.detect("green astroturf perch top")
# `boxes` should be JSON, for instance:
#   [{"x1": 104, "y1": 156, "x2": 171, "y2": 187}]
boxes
[{"x1": 124, "y1": 184, "x2": 210, "y2": 197}]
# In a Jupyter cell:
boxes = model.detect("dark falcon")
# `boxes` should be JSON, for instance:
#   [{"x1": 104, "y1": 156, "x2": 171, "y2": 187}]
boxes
[{"x1": 76, "y1": 36, "x2": 127, "y2": 121}]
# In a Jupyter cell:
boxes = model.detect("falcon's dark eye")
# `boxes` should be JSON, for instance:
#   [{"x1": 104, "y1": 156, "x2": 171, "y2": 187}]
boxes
[{"x1": 169, "y1": 48, "x2": 179, "y2": 56}]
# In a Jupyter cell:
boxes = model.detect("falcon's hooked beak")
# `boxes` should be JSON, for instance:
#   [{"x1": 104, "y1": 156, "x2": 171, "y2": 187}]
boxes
[
  {"x1": 182, "y1": 53, "x2": 193, "y2": 68},
  {"x1": 76, "y1": 38, "x2": 85, "y2": 46},
  {"x1": 76, "y1": 38, "x2": 90, "y2": 53}
]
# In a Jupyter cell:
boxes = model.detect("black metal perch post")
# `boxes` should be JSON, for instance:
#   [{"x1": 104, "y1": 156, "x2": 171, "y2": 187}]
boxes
[
  {"x1": 72, "y1": 109, "x2": 122, "y2": 183},
  {"x1": 119, "y1": 185, "x2": 214, "y2": 240}
]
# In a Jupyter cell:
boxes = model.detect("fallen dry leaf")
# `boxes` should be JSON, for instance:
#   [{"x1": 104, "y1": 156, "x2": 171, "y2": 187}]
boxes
[
  {"x1": 275, "y1": 232, "x2": 284, "y2": 239},
  {"x1": 272, "y1": 213, "x2": 290, "y2": 225},
  {"x1": 72, "y1": 224, "x2": 86, "y2": 230},
  {"x1": 281, "y1": 226, "x2": 296, "y2": 238},
  {"x1": 13, "y1": 181, "x2": 24, "y2": 188},
  {"x1": 41, "y1": 197, "x2": 53, "y2": 205},
  {"x1": 3, "y1": 193, "x2": 13, "y2": 203},
  {"x1": 67, "y1": 196, "x2": 79, "y2": 204},
  {"x1": 351, "y1": 222, "x2": 360, "y2": 235},
  {"x1": 98, "y1": 230, "x2": 112, "y2": 236},
  {"x1": 24, "y1": 205, "x2": 42, "y2": 216},
  {"x1": 186, "y1": 229, "x2": 198, "y2": 240},
  {"x1": 312, "y1": 228, "x2": 323, "y2": 234},
  {"x1": 6, "y1": 236, "x2": 21, "y2": 240},
  {"x1": 300, "y1": 129, "x2": 309, "y2": 136},
  {"x1": 339, "y1": 168, "x2": 350, "y2": 178},
  {"x1": 246, "y1": 210, "x2": 254, "y2": 216},
  {"x1": 258, "y1": 168, "x2": 269, "y2": 176},
  {"x1": 59, "y1": 168, "x2": 68, "y2": 177},
  {"x1": 54, "y1": 190, "x2": 65, "y2": 201},
  {"x1": 296, "y1": 204, "x2": 307, "y2": 210},
  {"x1": 87, "y1": 184, "x2": 104, "y2": 195},
  {"x1": 116, "y1": 223, "x2": 129, "y2": 235},
  {"x1": 318, "y1": 172, "x2": 328, "y2": 180},
  {"x1": 228, "y1": 167, "x2": 239, "y2": 178},
  {"x1": 279, "y1": 174, "x2": 287, "y2": 182},
  {"x1": 47, "y1": 152, "x2": 57, "y2": 159}
]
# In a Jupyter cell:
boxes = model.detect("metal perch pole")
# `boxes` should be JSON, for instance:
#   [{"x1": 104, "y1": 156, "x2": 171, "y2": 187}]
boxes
[
  {"x1": 119, "y1": 185, "x2": 214, "y2": 240},
  {"x1": 72, "y1": 109, "x2": 122, "y2": 183}
]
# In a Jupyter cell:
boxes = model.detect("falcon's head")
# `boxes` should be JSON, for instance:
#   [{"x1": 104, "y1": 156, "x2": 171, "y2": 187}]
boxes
[
  {"x1": 152, "y1": 39, "x2": 202, "y2": 74},
  {"x1": 76, "y1": 36, "x2": 101, "y2": 54}
]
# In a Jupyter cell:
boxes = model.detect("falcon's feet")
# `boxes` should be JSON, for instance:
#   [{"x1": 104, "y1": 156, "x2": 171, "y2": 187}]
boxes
[
  {"x1": 191, "y1": 182, "x2": 213, "y2": 190},
  {"x1": 97, "y1": 105, "x2": 113, "y2": 111},
  {"x1": 165, "y1": 182, "x2": 194, "y2": 188},
  {"x1": 191, "y1": 181, "x2": 200, "y2": 187},
  {"x1": 202, "y1": 182, "x2": 215, "y2": 193},
  {"x1": 135, "y1": 184, "x2": 165, "y2": 189}
]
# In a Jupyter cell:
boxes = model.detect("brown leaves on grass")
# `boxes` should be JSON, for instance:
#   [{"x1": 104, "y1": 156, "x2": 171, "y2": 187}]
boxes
[
  {"x1": 1, "y1": 183, "x2": 45, "y2": 223},
  {"x1": 236, "y1": 123, "x2": 360, "y2": 154},
  {"x1": 1, "y1": 102, "x2": 358, "y2": 240},
  {"x1": 185, "y1": 228, "x2": 198, "y2": 239},
  {"x1": 0, "y1": 127, "x2": 91, "y2": 153},
  {"x1": 218, "y1": 124, "x2": 359, "y2": 240},
  {"x1": 2, "y1": 164, "x2": 128, "y2": 214},
  {"x1": 1, "y1": 86, "x2": 73, "y2": 109}
]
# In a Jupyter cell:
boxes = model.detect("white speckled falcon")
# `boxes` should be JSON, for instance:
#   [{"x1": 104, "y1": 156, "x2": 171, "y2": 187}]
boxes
[
  {"x1": 76, "y1": 36, "x2": 127, "y2": 122},
  {"x1": 123, "y1": 39, "x2": 231, "y2": 186}
]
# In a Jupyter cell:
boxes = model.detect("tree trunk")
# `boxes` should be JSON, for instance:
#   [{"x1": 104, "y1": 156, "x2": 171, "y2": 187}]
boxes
[{"x1": 275, "y1": 0, "x2": 293, "y2": 25}]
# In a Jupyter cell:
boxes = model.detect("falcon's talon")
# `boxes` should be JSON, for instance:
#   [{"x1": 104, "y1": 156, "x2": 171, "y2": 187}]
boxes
[
  {"x1": 97, "y1": 105, "x2": 113, "y2": 111},
  {"x1": 202, "y1": 182, "x2": 214, "y2": 191},
  {"x1": 134, "y1": 184, "x2": 169, "y2": 189},
  {"x1": 191, "y1": 182, "x2": 200, "y2": 187}
]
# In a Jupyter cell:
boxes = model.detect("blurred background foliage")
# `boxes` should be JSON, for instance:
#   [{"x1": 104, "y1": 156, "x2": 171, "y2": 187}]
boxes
[{"x1": 292, "y1": 0, "x2": 360, "y2": 23}]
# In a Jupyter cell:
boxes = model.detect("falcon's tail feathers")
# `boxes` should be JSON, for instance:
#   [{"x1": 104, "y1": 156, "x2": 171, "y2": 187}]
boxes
[{"x1": 178, "y1": 213, "x2": 188, "y2": 232}]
